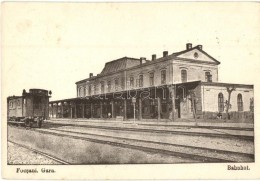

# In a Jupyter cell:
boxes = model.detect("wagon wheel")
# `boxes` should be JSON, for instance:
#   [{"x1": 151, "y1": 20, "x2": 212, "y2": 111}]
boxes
[{"x1": 29, "y1": 121, "x2": 33, "y2": 128}]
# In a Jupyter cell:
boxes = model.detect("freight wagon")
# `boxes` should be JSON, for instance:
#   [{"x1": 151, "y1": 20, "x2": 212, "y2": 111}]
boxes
[{"x1": 7, "y1": 89, "x2": 51, "y2": 128}]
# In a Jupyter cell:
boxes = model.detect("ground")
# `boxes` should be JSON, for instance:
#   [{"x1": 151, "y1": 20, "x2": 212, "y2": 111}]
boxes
[{"x1": 7, "y1": 118, "x2": 254, "y2": 164}]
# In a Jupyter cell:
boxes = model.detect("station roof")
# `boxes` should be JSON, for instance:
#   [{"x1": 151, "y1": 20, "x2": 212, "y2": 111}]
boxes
[{"x1": 100, "y1": 57, "x2": 141, "y2": 75}]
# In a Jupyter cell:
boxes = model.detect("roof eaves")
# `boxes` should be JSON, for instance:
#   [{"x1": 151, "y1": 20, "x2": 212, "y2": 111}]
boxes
[
  {"x1": 172, "y1": 46, "x2": 198, "y2": 56},
  {"x1": 201, "y1": 82, "x2": 254, "y2": 88},
  {"x1": 75, "y1": 76, "x2": 97, "y2": 84},
  {"x1": 174, "y1": 57, "x2": 219, "y2": 65},
  {"x1": 173, "y1": 45, "x2": 220, "y2": 65},
  {"x1": 197, "y1": 47, "x2": 221, "y2": 65}
]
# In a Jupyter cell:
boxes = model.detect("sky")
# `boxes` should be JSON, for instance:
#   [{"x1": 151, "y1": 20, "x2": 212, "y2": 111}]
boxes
[{"x1": 2, "y1": 2, "x2": 260, "y2": 101}]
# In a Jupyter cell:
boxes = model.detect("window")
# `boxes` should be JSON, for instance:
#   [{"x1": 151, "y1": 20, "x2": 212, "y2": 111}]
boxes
[
  {"x1": 161, "y1": 70, "x2": 166, "y2": 84},
  {"x1": 205, "y1": 72, "x2": 212, "y2": 82},
  {"x1": 94, "y1": 85, "x2": 97, "y2": 94},
  {"x1": 17, "y1": 100, "x2": 20, "y2": 107},
  {"x1": 237, "y1": 94, "x2": 243, "y2": 111},
  {"x1": 218, "y1": 93, "x2": 224, "y2": 112},
  {"x1": 100, "y1": 81, "x2": 105, "y2": 94},
  {"x1": 78, "y1": 87, "x2": 80, "y2": 97},
  {"x1": 115, "y1": 78, "x2": 119, "y2": 91},
  {"x1": 149, "y1": 72, "x2": 154, "y2": 86},
  {"x1": 88, "y1": 85, "x2": 92, "y2": 96},
  {"x1": 181, "y1": 69, "x2": 187, "y2": 83},
  {"x1": 96, "y1": 85, "x2": 99, "y2": 94},
  {"x1": 194, "y1": 52, "x2": 199, "y2": 59},
  {"x1": 83, "y1": 87, "x2": 86, "y2": 96},
  {"x1": 139, "y1": 75, "x2": 143, "y2": 87},
  {"x1": 79, "y1": 87, "x2": 84, "y2": 97},
  {"x1": 130, "y1": 77, "x2": 134, "y2": 88},
  {"x1": 84, "y1": 87, "x2": 87, "y2": 96},
  {"x1": 107, "y1": 81, "x2": 111, "y2": 93}
]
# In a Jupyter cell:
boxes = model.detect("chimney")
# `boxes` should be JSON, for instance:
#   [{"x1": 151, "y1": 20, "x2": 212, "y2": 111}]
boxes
[
  {"x1": 198, "y1": 45, "x2": 203, "y2": 50},
  {"x1": 22, "y1": 89, "x2": 26, "y2": 96},
  {"x1": 163, "y1": 51, "x2": 168, "y2": 57},
  {"x1": 89, "y1": 73, "x2": 93, "y2": 78},
  {"x1": 152, "y1": 54, "x2": 156, "y2": 61},
  {"x1": 186, "y1": 43, "x2": 192, "y2": 50},
  {"x1": 140, "y1": 57, "x2": 146, "y2": 65}
]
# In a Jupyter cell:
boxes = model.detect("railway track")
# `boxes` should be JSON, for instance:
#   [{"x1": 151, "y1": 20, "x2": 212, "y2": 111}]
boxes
[
  {"x1": 10, "y1": 126, "x2": 253, "y2": 163},
  {"x1": 46, "y1": 122, "x2": 254, "y2": 141},
  {"x1": 50, "y1": 127, "x2": 254, "y2": 157},
  {"x1": 8, "y1": 140, "x2": 70, "y2": 165}
]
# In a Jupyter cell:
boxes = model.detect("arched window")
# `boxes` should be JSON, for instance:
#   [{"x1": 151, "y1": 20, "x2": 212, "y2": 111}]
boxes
[
  {"x1": 139, "y1": 75, "x2": 143, "y2": 87},
  {"x1": 218, "y1": 93, "x2": 224, "y2": 112},
  {"x1": 237, "y1": 94, "x2": 243, "y2": 111},
  {"x1": 181, "y1": 69, "x2": 187, "y2": 83}
]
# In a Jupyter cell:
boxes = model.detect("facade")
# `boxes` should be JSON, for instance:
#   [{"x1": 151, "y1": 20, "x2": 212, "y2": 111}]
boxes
[{"x1": 49, "y1": 43, "x2": 254, "y2": 122}]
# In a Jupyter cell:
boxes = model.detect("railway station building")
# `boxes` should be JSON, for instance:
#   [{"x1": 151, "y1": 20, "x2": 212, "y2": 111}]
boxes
[{"x1": 49, "y1": 43, "x2": 254, "y2": 122}]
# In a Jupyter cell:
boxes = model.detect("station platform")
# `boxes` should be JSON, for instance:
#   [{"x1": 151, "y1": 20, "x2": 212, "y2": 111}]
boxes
[{"x1": 47, "y1": 118, "x2": 254, "y2": 130}]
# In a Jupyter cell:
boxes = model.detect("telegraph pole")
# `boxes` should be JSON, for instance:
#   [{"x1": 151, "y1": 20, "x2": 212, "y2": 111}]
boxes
[{"x1": 132, "y1": 97, "x2": 136, "y2": 124}]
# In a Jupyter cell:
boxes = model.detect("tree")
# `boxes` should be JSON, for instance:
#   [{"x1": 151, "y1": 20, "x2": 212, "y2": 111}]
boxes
[
  {"x1": 189, "y1": 90, "x2": 198, "y2": 126},
  {"x1": 225, "y1": 86, "x2": 236, "y2": 120}
]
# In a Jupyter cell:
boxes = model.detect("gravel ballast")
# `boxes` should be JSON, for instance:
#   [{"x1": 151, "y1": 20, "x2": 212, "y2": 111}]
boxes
[{"x1": 8, "y1": 142, "x2": 60, "y2": 165}]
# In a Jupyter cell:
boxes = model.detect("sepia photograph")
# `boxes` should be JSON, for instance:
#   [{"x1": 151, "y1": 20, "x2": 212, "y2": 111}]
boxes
[{"x1": 1, "y1": 2, "x2": 260, "y2": 179}]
